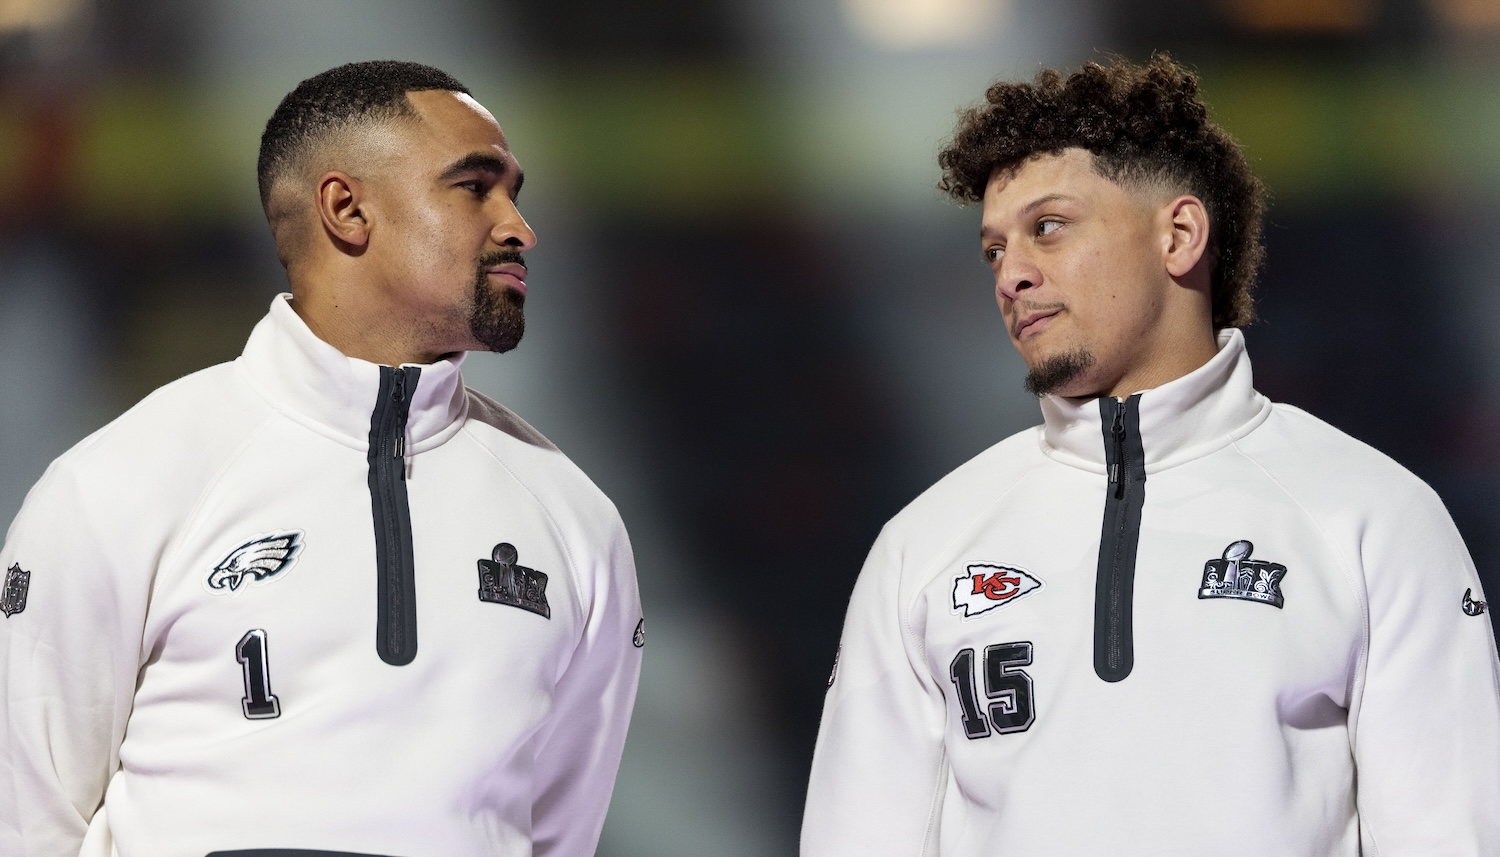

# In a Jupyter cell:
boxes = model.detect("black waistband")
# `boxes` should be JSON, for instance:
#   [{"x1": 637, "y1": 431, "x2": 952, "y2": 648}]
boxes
[{"x1": 208, "y1": 850, "x2": 402, "y2": 857}]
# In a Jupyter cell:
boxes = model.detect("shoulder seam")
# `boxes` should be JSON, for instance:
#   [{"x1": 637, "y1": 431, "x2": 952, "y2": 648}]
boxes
[
  {"x1": 919, "y1": 747, "x2": 949, "y2": 856},
  {"x1": 156, "y1": 413, "x2": 283, "y2": 581},
  {"x1": 459, "y1": 424, "x2": 590, "y2": 630},
  {"x1": 1229, "y1": 438, "x2": 1372, "y2": 736},
  {"x1": 898, "y1": 456, "x2": 1053, "y2": 657}
]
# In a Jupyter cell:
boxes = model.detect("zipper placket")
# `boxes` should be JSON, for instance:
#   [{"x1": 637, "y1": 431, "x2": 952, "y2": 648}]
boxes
[
  {"x1": 1094, "y1": 395, "x2": 1145, "y2": 683},
  {"x1": 368, "y1": 365, "x2": 421, "y2": 666}
]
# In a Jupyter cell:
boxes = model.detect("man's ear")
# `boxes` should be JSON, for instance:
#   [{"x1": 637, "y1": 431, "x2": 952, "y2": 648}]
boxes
[
  {"x1": 316, "y1": 171, "x2": 371, "y2": 251},
  {"x1": 1163, "y1": 194, "x2": 1210, "y2": 279}
]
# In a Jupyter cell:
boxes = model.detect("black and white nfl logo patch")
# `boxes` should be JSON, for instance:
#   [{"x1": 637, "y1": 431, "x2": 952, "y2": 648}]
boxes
[
  {"x1": 205, "y1": 531, "x2": 304, "y2": 594},
  {"x1": 1199, "y1": 540, "x2": 1286, "y2": 608},
  {"x1": 478, "y1": 543, "x2": 551, "y2": 619},
  {"x1": 952, "y1": 562, "x2": 1044, "y2": 620},
  {"x1": 2, "y1": 564, "x2": 31, "y2": 617}
]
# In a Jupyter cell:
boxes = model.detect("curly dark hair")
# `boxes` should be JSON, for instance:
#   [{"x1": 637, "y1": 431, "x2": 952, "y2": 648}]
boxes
[
  {"x1": 257, "y1": 60, "x2": 470, "y2": 216},
  {"x1": 938, "y1": 54, "x2": 1265, "y2": 329}
]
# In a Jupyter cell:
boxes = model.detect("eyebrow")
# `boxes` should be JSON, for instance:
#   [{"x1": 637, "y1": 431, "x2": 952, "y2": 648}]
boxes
[
  {"x1": 980, "y1": 193, "x2": 1080, "y2": 239},
  {"x1": 438, "y1": 152, "x2": 525, "y2": 196},
  {"x1": 1021, "y1": 193, "x2": 1077, "y2": 216}
]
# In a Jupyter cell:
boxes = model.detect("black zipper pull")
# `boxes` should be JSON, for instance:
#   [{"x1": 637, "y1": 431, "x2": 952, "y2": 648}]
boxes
[
  {"x1": 1109, "y1": 401, "x2": 1126, "y2": 498},
  {"x1": 392, "y1": 369, "x2": 408, "y2": 459}
]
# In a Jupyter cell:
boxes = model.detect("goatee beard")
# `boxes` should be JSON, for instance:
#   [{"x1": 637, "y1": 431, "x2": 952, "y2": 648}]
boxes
[
  {"x1": 1024, "y1": 348, "x2": 1096, "y2": 397},
  {"x1": 469, "y1": 250, "x2": 526, "y2": 353}
]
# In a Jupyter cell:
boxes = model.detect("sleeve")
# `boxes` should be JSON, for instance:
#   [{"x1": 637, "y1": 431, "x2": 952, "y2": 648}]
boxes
[
  {"x1": 801, "y1": 528, "x2": 949, "y2": 857},
  {"x1": 528, "y1": 512, "x2": 643, "y2": 857},
  {"x1": 0, "y1": 457, "x2": 151, "y2": 857},
  {"x1": 1349, "y1": 483, "x2": 1500, "y2": 856}
]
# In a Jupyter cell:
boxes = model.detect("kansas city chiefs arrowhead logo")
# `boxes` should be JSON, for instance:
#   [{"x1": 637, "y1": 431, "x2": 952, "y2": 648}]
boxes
[
  {"x1": 952, "y1": 562, "x2": 1043, "y2": 619},
  {"x1": 206, "y1": 531, "x2": 304, "y2": 594}
]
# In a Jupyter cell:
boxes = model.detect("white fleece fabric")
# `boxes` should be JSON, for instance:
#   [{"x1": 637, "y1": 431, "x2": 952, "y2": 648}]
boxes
[
  {"x1": 1, "y1": 294, "x2": 643, "y2": 857},
  {"x1": 803, "y1": 329, "x2": 1500, "y2": 857}
]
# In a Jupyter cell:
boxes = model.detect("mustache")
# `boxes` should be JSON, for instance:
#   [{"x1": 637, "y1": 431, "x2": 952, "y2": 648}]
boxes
[
  {"x1": 1009, "y1": 300, "x2": 1066, "y2": 336},
  {"x1": 478, "y1": 249, "x2": 527, "y2": 269},
  {"x1": 1012, "y1": 300, "x2": 1065, "y2": 315}
]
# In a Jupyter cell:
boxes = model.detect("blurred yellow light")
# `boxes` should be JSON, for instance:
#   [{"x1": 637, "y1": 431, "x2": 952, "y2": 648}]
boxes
[
  {"x1": 0, "y1": 0, "x2": 87, "y2": 34},
  {"x1": 1429, "y1": 0, "x2": 1500, "y2": 30},
  {"x1": 1222, "y1": 0, "x2": 1376, "y2": 31},
  {"x1": 843, "y1": 0, "x2": 1012, "y2": 50}
]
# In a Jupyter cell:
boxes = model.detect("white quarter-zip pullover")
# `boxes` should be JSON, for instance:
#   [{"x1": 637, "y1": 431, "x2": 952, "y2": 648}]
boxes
[
  {"x1": 803, "y1": 329, "x2": 1500, "y2": 856},
  {"x1": 1, "y1": 294, "x2": 643, "y2": 857}
]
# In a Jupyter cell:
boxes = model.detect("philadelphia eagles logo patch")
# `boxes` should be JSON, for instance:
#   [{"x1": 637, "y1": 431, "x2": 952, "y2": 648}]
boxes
[
  {"x1": 477, "y1": 543, "x2": 551, "y2": 619},
  {"x1": 952, "y1": 562, "x2": 1044, "y2": 619},
  {"x1": 206, "y1": 531, "x2": 304, "y2": 594},
  {"x1": 1199, "y1": 540, "x2": 1286, "y2": 608}
]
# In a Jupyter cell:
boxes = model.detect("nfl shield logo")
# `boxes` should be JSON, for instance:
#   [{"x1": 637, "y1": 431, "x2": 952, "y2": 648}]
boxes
[
  {"x1": 952, "y1": 562, "x2": 1043, "y2": 619},
  {"x1": 2, "y1": 564, "x2": 30, "y2": 617}
]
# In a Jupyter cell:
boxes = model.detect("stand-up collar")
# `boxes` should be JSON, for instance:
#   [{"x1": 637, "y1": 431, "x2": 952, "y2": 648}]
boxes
[
  {"x1": 236, "y1": 293, "x2": 469, "y2": 452},
  {"x1": 1038, "y1": 328, "x2": 1272, "y2": 474}
]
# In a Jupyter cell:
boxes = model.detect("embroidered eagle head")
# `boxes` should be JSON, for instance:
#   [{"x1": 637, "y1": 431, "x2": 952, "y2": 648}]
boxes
[{"x1": 207, "y1": 531, "x2": 303, "y2": 593}]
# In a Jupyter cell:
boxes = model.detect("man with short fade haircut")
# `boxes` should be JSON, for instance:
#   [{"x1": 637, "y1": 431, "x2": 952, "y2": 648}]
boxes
[
  {"x1": 802, "y1": 55, "x2": 1500, "y2": 856},
  {"x1": 0, "y1": 60, "x2": 642, "y2": 857}
]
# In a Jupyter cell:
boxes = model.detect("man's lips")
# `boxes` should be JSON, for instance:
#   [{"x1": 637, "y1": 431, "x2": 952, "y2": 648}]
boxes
[
  {"x1": 486, "y1": 262, "x2": 528, "y2": 294},
  {"x1": 1013, "y1": 308, "x2": 1061, "y2": 339}
]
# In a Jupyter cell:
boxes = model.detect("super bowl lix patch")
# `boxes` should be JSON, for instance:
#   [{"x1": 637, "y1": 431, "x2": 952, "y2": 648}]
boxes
[
  {"x1": 1198, "y1": 540, "x2": 1286, "y2": 609},
  {"x1": 478, "y1": 542, "x2": 551, "y2": 619}
]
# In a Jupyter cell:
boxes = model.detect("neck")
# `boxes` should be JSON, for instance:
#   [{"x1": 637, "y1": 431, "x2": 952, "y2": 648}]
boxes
[
  {"x1": 1070, "y1": 272, "x2": 1219, "y2": 401},
  {"x1": 1060, "y1": 305, "x2": 1220, "y2": 402},
  {"x1": 286, "y1": 281, "x2": 450, "y2": 367},
  {"x1": 1091, "y1": 331, "x2": 1219, "y2": 401}
]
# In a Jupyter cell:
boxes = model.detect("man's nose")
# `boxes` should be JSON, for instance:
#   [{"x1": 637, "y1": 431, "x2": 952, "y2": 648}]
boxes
[
  {"x1": 491, "y1": 197, "x2": 537, "y2": 251},
  {"x1": 996, "y1": 248, "x2": 1041, "y2": 302}
]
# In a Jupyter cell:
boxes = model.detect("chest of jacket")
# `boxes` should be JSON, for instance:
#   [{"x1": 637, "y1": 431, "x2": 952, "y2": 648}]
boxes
[
  {"x1": 125, "y1": 418, "x2": 581, "y2": 779},
  {"x1": 916, "y1": 448, "x2": 1363, "y2": 748}
]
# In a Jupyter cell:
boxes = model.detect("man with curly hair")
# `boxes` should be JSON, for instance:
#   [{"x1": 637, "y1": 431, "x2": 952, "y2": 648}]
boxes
[{"x1": 803, "y1": 55, "x2": 1500, "y2": 856}]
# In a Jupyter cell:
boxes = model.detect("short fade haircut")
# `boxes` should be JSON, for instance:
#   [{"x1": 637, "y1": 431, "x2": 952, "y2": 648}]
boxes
[
  {"x1": 257, "y1": 60, "x2": 470, "y2": 219},
  {"x1": 938, "y1": 54, "x2": 1266, "y2": 329}
]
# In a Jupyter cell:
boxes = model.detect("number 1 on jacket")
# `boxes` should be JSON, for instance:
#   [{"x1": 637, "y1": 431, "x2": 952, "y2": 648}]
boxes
[{"x1": 236, "y1": 628, "x2": 282, "y2": 720}]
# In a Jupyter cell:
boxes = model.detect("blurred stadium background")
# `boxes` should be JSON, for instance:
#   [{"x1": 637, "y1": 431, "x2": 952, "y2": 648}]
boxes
[{"x1": 3, "y1": 0, "x2": 1499, "y2": 853}]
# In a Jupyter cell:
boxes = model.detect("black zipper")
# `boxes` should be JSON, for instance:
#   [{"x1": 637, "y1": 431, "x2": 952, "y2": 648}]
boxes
[
  {"x1": 368, "y1": 365, "x2": 420, "y2": 666},
  {"x1": 1094, "y1": 394, "x2": 1145, "y2": 683}
]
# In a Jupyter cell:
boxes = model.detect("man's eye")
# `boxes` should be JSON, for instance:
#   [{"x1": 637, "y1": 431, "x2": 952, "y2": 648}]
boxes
[
  {"x1": 984, "y1": 247, "x2": 1005, "y2": 264},
  {"x1": 459, "y1": 180, "x2": 486, "y2": 195},
  {"x1": 1037, "y1": 219, "x2": 1063, "y2": 236}
]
